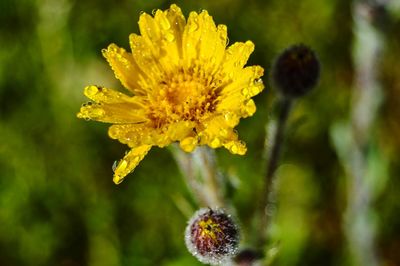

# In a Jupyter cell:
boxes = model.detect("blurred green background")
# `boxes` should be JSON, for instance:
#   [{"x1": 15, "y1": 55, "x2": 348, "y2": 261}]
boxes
[{"x1": 1, "y1": 0, "x2": 400, "y2": 265}]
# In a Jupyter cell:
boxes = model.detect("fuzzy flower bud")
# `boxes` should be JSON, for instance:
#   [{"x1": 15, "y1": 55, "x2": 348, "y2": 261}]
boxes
[
  {"x1": 185, "y1": 208, "x2": 240, "y2": 265},
  {"x1": 272, "y1": 44, "x2": 320, "y2": 98}
]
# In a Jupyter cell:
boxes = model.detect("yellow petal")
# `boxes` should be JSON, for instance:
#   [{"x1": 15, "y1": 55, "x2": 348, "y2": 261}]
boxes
[
  {"x1": 113, "y1": 145, "x2": 152, "y2": 184},
  {"x1": 83, "y1": 85, "x2": 145, "y2": 105},
  {"x1": 217, "y1": 66, "x2": 264, "y2": 113},
  {"x1": 134, "y1": 8, "x2": 182, "y2": 77},
  {"x1": 221, "y1": 41, "x2": 255, "y2": 80},
  {"x1": 223, "y1": 140, "x2": 247, "y2": 155},
  {"x1": 129, "y1": 33, "x2": 164, "y2": 84},
  {"x1": 108, "y1": 123, "x2": 151, "y2": 146},
  {"x1": 77, "y1": 101, "x2": 147, "y2": 123},
  {"x1": 181, "y1": 10, "x2": 227, "y2": 71},
  {"x1": 181, "y1": 11, "x2": 201, "y2": 66},
  {"x1": 180, "y1": 136, "x2": 198, "y2": 152},
  {"x1": 197, "y1": 114, "x2": 245, "y2": 154},
  {"x1": 165, "y1": 4, "x2": 186, "y2": 57},
  {"x1": 102, "y1": 44, "x2": 146, "y2": 95}
]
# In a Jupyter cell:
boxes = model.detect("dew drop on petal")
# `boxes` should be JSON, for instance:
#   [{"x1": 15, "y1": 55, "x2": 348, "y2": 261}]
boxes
[
  {"x1": 112, "y1": 160, "x2": 118, "y2": 172},
  {"x1": 85, "y1": 85, "x2": 99, "y2": 97},
  {"x1": 249, "y1": 86, "x2": 262, "y2": 96},
  {"x1": 90, "y1": 108, "x2": 105, "y2": 117},
  {"x1": 243, "y1": 100, "x2": 256, "y2": 116},
  {"x1": 116, "y1": 159, "x2": 128, "y2": 173},
  {"x1": 164, "y1": 32, "x2": 175, "y2": 42},
  {"x1": 224, "y1": 113, "x2": 238, "y2": 127},
  {"x1": 230, "y1": 143, "x2": 238, "y2": 154},
  {"x1": 113, "y1": 175, "x2": 125, "y2": 185},
  {"x1": 219, "y1": 128, "x2": 228, "y2": 137},
  {"x1": 188, "y1": 19, "x2": 199, "y2": 33},
  {"x1": 210, "y1": 138, "x2": 221, "y2": 148},
  {"x1": 159, "y1": 15, "x2": 171, "y2": 30},
  {"x1": 241, "y1": 88, "x2": 249, "y2": 96},
  {"x1": 180, "y1": 137, "x2": 198, "y2": 152}
]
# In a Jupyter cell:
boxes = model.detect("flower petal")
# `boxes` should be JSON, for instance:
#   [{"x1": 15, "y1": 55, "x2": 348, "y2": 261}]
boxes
[
  {"x1": 195, "y1": 115, "x2": 246, "y2": 154},
  {"x1": 165, "y1": 4, "x2": 186, "y2": 57},
  {"x1": 83, "y1": 85, "x2": 142, "y2": 104},
  {"x1": 182, "y1": 10, "x2": 227, "y2": 71},
  {"x1": 223, "y1": 41, "x2": 255, "y2": 71},
  {"x1": 102, "y1": 44, "x2": 147, "y2": 95},
  {"x1": 109, "y1": 120, "x2": 196, "y2": 148},
  {"x1": 133, "y1": 6, "x2": 184, "y2": 80},
  {"x1": 113, "y1": 145, "x2": 152, "y2": 184},
  {"x1": 216, "y1": 66, "x2": 263, "y2": 118},
  {"x1": 78, "y1": 85, "x2": 147, "y2": 123}
]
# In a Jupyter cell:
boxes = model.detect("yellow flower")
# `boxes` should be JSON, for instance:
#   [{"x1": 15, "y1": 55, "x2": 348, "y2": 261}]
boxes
[{"x1": 77, "y1": 4, "x2": 264, "y2": 184}]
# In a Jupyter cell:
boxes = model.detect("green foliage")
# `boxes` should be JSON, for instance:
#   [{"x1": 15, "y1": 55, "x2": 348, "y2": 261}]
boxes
[{"x1": 0, "y1": 0, "x2": 399, "y2": 265}]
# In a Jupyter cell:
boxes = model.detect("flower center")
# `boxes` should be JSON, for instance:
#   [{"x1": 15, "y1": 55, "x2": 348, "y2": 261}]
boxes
[
  {"x1": 198, "y1": 218, "x2": 223, "y2": 241},
  {"x1": 148, "y1": 67, "x2": 220, "y2": 128}
]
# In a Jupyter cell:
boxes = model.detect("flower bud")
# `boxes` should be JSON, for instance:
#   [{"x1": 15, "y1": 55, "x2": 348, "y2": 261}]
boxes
[
  {"x1": 272, "y1": 44, "x2": 320, "y2": 98},
  {"x1": 185, "y1": 208, "x2": 239, "y2": 265}
]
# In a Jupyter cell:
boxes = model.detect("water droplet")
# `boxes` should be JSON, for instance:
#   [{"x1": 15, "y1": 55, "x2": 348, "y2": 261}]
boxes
[
  {"x1": 180, "y1": 137, "x2": 198, "y2": 152},
  {"x1": 224, "y1": 113, "x2": 238, "y2": 127},
  {"x1": 210, "y1": 57, "x2": 216, "y2": 65},
  {"x1": 164, "y1": 32, "x2": 175, "y2": 42},
  {"x1": 241, "y1": 88, "x2": 249, "y2": 96},
  {"x1": 254, "y1": 78, "x2": 263, "y2": 84},
  {"x1": 219, "y1": 128, "x2": 228, "y2": 137},
  {"x1": 159, "y1": 16, "x2": 171, "y2": 30},
  {"x1": 132, "y1": 156, "x2": 140, "y2": 164},
  {"x1": 151, "y1": 9, "x2": 157, "y2": 16},
  {"x1": 85, "y1": 85, "x2": 99, "y2": 97},
  {"x1": 117, "y1": 159, "x2": 128, "y2": 172},
  {"x1": 244, "y1": 40, "x2": 254, "y2": 49},
  {"x1": 90, "y1": 108, "x2": 105, "y2": 117},
  {"x1": 211, "y1": 138, "x2": 221, "y2": 148},
  {"x1": 113, "y1": 175, "x2": 125, "y2": 185},
  {"x1": 112, "y1": 160, "x2": 118, "y2": 172},
  {"x1": 250, "y1": 86, "x2": 262, "y2": 96},
  {"x1": 244, "y1": 100, "x2": 256, "y2": 115},
  {"x1": 228, "y1": 141, "x2": 246, "y2": 155},
  {"x1": 188, "y1": 20, "x2": 198, "y2": 33},
  {"x1": 230, "y1": 143, "x2": 238, "y2": 154}
]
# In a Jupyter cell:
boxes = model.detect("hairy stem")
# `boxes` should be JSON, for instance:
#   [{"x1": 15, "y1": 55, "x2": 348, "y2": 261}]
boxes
[
  {"x1": 258, "y1": 97, "x2": 293, "y2": 246},
  {"x1": 171, "y1": 145, "x2": 226, "y2": 208}
]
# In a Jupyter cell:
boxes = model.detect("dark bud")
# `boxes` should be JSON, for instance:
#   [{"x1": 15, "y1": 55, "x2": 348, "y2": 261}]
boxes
[
  {"x1": 272, "y1": 44, "x2": 320, "y2": 98},
  {"x1": 185, "y1": 208, "x2": 240, "y2": 265}
]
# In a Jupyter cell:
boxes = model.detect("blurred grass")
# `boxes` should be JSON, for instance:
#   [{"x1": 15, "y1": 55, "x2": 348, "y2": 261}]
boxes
[{"x1": 0, "y1": 0, "x2": 400, "y2": 265}]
